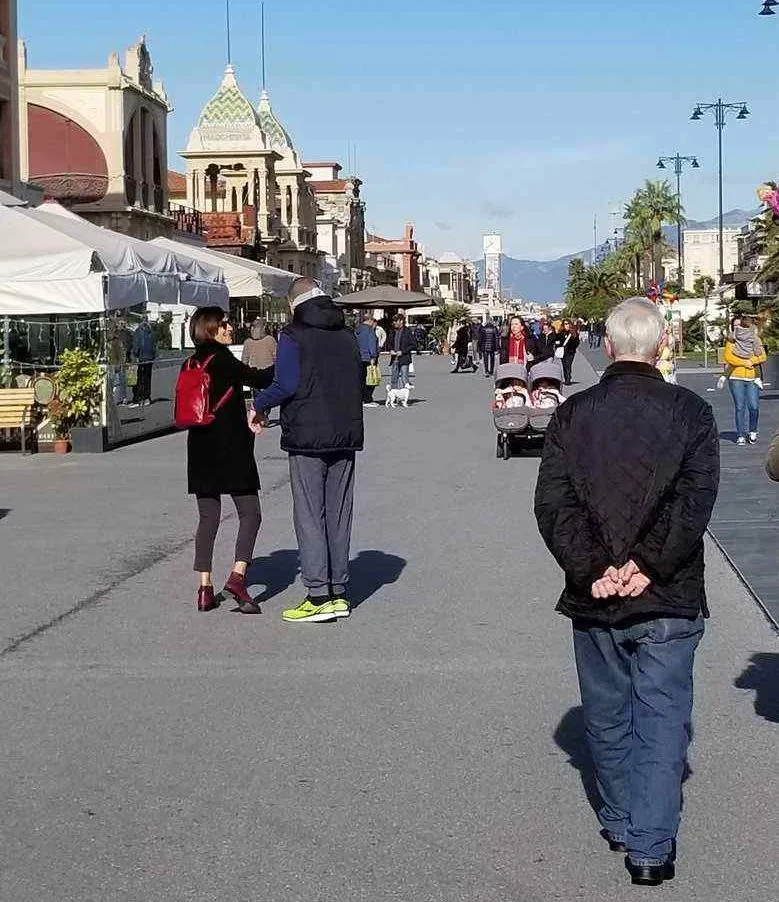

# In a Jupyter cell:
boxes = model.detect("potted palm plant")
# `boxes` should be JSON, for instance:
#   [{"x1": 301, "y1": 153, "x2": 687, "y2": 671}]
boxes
[{"x1": 49, "y1": 349, "x2": 105, "y2": 453}]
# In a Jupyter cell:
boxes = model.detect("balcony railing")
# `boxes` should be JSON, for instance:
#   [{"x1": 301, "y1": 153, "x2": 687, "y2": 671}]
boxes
[{"x1": 169, "y1": 204, "x2": 203, "y2": 236}]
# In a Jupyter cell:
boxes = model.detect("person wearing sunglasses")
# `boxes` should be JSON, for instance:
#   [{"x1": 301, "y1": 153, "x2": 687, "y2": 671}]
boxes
[{"x1": 186, "y1": 307, "x2": 275, "y2": 614}]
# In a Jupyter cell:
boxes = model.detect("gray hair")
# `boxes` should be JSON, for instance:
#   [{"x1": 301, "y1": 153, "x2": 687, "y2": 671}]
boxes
[{"x1": 605, "y1": 298, "x2": 666, "y2": 361}]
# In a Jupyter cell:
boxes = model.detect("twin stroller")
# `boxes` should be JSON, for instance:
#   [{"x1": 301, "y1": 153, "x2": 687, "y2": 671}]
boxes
[{"x1": 493, "y1": 359, "x2": 565, "y2": 460}]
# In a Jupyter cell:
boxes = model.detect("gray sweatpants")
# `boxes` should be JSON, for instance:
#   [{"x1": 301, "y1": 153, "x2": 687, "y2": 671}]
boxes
[{"x1": 289, "y1": 452, "x2": 356, "y2": 600}]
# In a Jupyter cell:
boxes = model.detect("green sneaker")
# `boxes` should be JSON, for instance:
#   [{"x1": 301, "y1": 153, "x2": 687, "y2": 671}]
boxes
[
  {"x1": 329, "y1": 598, "x2": 351, "y2": 619},
  {"x1": 281, "y1": 597, "x2": 338, "y2": 623}
]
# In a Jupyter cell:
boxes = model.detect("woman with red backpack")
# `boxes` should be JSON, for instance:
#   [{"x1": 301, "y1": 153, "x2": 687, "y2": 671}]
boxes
[{"x1": 180, "y1": 307, "x2": 274, "y2": 613}]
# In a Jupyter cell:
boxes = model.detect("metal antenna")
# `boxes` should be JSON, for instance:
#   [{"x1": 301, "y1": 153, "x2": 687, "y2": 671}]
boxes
[
  {"x1": 261, "y1": 1, "x2": 267, "y2": 90},
  {"x1": 226, "y1": 0, "x2": 232, "y2": 65}
]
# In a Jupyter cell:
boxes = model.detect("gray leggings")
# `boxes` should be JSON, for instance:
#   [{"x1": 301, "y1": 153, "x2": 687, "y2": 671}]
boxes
[{"x1": 194, "y1": 493, "x2": 261, "y2": 572}]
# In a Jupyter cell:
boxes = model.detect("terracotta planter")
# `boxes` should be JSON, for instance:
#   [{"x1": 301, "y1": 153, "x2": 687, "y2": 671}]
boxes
[{"x1": 53, "y1": 439, "x2": 71, "y2": 454}]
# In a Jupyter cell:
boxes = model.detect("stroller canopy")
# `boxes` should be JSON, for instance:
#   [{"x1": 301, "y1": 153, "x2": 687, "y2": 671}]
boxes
[
  {"x1": 529, "y1": 359, "x2": 563, "y2": 386},
  {"x1": 495, "y1": 363, "x2": 528, "y2": 385}
]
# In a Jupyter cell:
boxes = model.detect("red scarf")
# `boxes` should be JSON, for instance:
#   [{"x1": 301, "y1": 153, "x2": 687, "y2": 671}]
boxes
[{"x1": 508, "y1": 333, "x2": 525, "y2": 364}]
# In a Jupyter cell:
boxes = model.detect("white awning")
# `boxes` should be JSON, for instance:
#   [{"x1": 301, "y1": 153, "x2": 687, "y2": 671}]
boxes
[
  {"x1": 151, "y1": 237, "x2": 297, "y2": 299},
  {"x1": 0, "y1": 205, "x2": 106, "y2": 314},
  {"x1": 23, "y1": 204, "x2": 229, "y2": 310}
]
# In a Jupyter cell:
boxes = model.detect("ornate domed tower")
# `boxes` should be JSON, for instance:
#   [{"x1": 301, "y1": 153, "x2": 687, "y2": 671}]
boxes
[
  {"x1": 180, "y1": 65, "x2": 281, "y2": 258},
  {"x1": 256, "y1": 89, "x2": 320, "y2": 277}
]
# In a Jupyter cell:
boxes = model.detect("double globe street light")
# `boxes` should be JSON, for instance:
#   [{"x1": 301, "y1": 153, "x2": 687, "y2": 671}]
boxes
[
  {"x1": 690, "y1": 100, "x2": 750, "y2": 284},
  {"x1": 657, "y1": 154, "x2": 699, "y2": 287}
]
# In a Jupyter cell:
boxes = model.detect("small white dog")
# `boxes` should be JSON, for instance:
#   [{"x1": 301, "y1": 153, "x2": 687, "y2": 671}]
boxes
[{"x1": 385, "y1": 384, "x2": 413, "y2": 408}]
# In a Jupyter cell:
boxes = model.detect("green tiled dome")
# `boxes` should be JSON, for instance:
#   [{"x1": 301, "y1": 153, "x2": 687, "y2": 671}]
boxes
[
  {"x1": 257, "y1": 90, "x2": 294, "y2": 152},
  {"x1": 198, "y1": 66, "x2": 259, "y2": 135}
]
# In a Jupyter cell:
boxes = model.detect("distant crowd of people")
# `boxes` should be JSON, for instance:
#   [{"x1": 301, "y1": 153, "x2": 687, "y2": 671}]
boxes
[{"x1": 448, "y1": 315, "x2": 581, "y2": 384}]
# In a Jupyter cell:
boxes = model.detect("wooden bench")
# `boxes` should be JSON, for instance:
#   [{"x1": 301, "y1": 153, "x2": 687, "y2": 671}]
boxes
[{"x1": 0, "y1": 388, "x2": 37, "y2": 454}]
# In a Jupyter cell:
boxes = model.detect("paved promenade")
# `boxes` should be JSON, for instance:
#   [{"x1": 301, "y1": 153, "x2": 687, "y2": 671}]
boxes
[{"x1": 1, "y1": 354, "x2": 777, "y2": 901}]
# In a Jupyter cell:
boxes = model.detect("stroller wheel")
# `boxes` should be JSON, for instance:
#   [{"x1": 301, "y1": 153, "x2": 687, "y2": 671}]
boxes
[
  {"x1": 503, "y1": 436, "x2": 512, "y2": 460},
  {"x1": 496, "y1": 435, "x2": 503, "y2": 458}
]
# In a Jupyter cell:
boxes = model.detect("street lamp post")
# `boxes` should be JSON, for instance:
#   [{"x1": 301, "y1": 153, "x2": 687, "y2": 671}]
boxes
[
  {"x1": 759, "y1": 1, "x2": 778, "y2": 15},
  {"x1": 657, "y1": 154, "x2": 699, "y2": 288},
  {"x1": 690, "y1": 99, "x2": 750, "y2": 285}
]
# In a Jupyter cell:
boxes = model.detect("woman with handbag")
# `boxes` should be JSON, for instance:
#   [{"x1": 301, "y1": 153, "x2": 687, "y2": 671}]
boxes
[
  {"x1": 184, "y1": 307, "x2": 274, "y2": 613},
  {"x1": 558, "y1": 321, "x2": 580, "y2": 385},
  {"x1": 355, "y1": 315, "x2": 380, "y2": 407}
]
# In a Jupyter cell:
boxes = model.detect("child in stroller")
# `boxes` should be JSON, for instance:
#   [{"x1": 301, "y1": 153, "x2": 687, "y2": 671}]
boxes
[
  {"x1": 494, "y1": 364, "x2": 531, "y2": 409},
  {"x1": 493, "y1": 360, "x2": 565, "y2": 459}
]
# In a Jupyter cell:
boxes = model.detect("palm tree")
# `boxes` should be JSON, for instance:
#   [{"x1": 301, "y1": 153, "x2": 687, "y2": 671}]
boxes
[{"x1": 625, "y1": 180, "x2": 685, "y2": 285}]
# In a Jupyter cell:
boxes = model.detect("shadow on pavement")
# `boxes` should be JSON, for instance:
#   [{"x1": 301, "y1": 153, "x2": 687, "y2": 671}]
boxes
[
  {"x1": 0, "y1": 508, "x2": 10, "y2": 522},
  {"x1": 349, "y1": 549, "x2": 406, "y2": 609},
  {"x1": 554, "y1": 706, "x2": 602, "y2": 815},
  {"x1": 734, "y1": 653, "x2": 779, "y2": 723},
  {"x1": 246, "y1": 549, "x2": 300, "y2": 605}
]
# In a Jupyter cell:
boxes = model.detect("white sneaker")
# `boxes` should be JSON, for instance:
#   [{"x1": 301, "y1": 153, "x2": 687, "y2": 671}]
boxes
[
  {"x1": 748, "y1": 432, "x2": 759, "y2": 444},
  {"x1": 736, "y1": 436, "x2": 747, "y2": 446}
]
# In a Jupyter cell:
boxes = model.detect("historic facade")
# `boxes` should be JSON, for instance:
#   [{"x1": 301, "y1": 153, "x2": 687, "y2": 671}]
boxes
[
  {"x1": 364, "y1": 225, "x2": 421, "y2": 292},
  {"x1": 0, "y1": 0, "x2": 39, "y2": 202},
  {"x1": 180, "y1": 67, "x2": 320, "y2": 275},
  {"x1": 19, "y1": 37, "x2": 176, "y2": 238},
  {"x1": 306, "y1": 161, "x2": 366, "y2": 294},
  {"x1": 437, "y1": 252, "x2": 477, "y2": 305}
]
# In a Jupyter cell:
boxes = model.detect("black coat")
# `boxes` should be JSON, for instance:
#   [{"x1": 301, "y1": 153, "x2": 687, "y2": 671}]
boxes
[
  {"x1": 390, "y1": 327, "x2": 418, "y2": 365},
  {"x1": 560, "y1": 333, "x2": 580, "y2": 358},
  {"x1": 186, "y1": 342, "x2": 274, "y2": 496},
  {"x1": 281, "y1": 296, "x2": 364, "y2": 455},
  {"x1": 480, "y1": 323, "x2": 499, "y2": 353},
  {"x1": 527, "y1": 331, "x2": 557, "y2": 367},
  {"x1": 534, "y1": 361, "x2": 720, "y2": 626}
]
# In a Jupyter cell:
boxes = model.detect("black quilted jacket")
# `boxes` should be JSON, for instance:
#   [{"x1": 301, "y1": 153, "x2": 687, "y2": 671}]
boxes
[{"x1": 534, "y1": 361, "x2": 720, "y2": 626}]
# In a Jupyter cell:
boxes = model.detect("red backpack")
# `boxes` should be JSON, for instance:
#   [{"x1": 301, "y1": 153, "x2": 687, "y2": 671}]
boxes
[{"x1": 174, "y1": 353, "x2": 233, "y2": 429}]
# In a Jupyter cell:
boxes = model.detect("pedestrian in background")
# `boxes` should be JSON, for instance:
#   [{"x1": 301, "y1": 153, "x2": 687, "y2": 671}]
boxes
[
  {"x1": 389, "y1": 314, "x2": 417, "y2": 388},
  {"x1": 131, "y1": 318, "x2": 157, "y2": 407},
  {"x1": 185, "y1": 308, "x2": 274, "y2": 614},
  {"x1": 559, "y1": 321, "x2": 580, "y2": 385},
  {"x1": 242, "y1": 319, "x2": 277, "y2": 371},
  {"x1": 723, "y1": 316, "x2": 766, "y2": 446},
  {"x1": 535, "y1": 297, "x2": 719, "y2": 887},
  {"x1": 355, "y1": 314, "x2": 380, "y2": 407},
  {"x1": 499, "y1": 315, "x2": 527, "y2": 365},
  {"x1": 252, "y1": 278, "x2": 364, "y2": 623},
  {"x1": 451, "y1": 320, "x2": 476, "y2": 372},
  {"x1": 480, "y1": 316, "x2": 499, "y2": 377}
]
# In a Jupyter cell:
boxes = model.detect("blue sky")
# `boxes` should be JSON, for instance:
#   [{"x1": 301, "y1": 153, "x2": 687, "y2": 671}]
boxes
[{"x1": 19, "y1": 0, "x2": 779, "y2": 261}]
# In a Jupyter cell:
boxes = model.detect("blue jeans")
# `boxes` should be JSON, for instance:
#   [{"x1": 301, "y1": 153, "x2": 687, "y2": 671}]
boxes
[
  {"x1": 728, "y1": 378, "x2": 759, "y2": 438},
  {"x1": 391, "y1": 361, "x2": 409, "y2": 389},
  {"x1": 573, "y1": 615, "x2": 705, "y2": 866}
]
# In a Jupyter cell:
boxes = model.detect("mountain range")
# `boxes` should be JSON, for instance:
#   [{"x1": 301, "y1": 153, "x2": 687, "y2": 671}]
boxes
[{"x1": 475, "y1": 210, "x2": 757, "y2": 303}]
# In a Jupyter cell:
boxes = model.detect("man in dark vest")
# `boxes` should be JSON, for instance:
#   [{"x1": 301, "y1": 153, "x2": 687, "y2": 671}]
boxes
[{"x1": 252, "y1": 278, "x2": 364, "y2": 623}]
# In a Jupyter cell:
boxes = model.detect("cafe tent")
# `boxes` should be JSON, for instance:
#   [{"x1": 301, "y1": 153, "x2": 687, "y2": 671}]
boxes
[
  {"x1": 151, "y1": 237, "x2": 297, "y2": 299},
  {"x1": 332, "y1": 286, "x2": 438, "y2": 310},
  {"x1": 0, "y1": 204, "x2": 107, "y2": 314},
  {"x1": 22, "y1": 203, "x2": 229, "y2": 309}
]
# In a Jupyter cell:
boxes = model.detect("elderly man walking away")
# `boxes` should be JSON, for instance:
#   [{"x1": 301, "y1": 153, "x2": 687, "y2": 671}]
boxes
[
  {"x1": 535, "y1": 298, "x2": 720, "y2": 887},
  {"x1": 252, "y1": 278, "x2": 364, "y2": 623}
]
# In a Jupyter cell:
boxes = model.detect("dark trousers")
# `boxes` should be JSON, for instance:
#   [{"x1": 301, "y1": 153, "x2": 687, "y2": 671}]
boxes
[
  {"x1": 562, "y1": 354, "x2": 574, "y2": 384},
  {"x1": 361, "y1": 362, "x2": 375, "y2": 403},
  {"x1": 134, "y1": 361, "x2": 153, "y2": 402},
  {"x1": 289, "y1": 451, "x2": 355, "y2": 600},
  {"x1": 483, "y1": 350, "x2": 496, "y2": 376},
  {"x1": 573, "y1": 615, "x2": 704, "y2": 866},
  {"x1": 194, "y1": 493, "x2": 262, "y2": 572}
]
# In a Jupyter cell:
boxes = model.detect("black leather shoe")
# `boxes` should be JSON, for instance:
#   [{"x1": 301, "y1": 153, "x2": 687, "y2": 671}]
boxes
[
  {"x1": 600, "y1": 829, "x2": 627, "y2": 853},
  {"x1": 625, "y1": 857, "x2": 675, "y2": 886}
]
